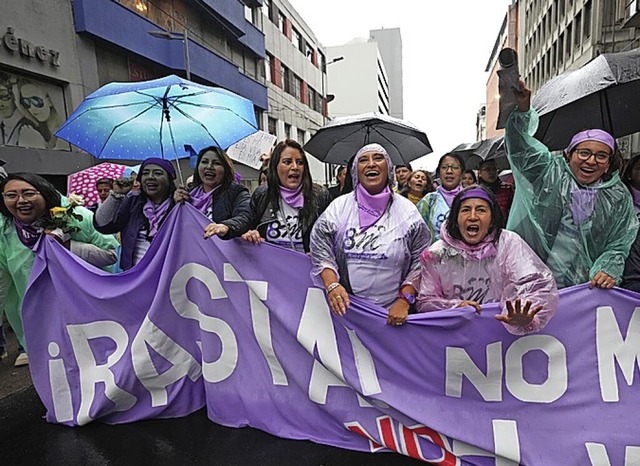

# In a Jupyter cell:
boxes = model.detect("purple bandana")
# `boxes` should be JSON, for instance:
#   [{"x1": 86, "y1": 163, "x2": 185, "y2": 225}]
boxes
[
  {"x1": 437, "y1": 184, "x2": 463, "y2": 207},
  {"x1": 632, "y1": 186, "x2": 640, "y2": 210},
  {"x1": 440, "y1": 220, "x2": 498, "y2": 261},
  {"x1": 459, "y1": 187, "x2": 494, "y2": 205},
  {"x1": 188, "y1": 185, "x2": 218, "y2": 214},
  {"x1": 143, "y1": 198, "x2": 172, "y2": 238},
  {"x1": 355, "y1": 183, "x2": 391, "y2": 231},
  {"x1": 13, "y1": 218, "x2": 42, "y2": 249},
  {"x1": 279, "y1": 186, "x2": 304, "y2": 209},
  {"x1": 565, "y1": 129, "x2": 615, "y2": 154}
]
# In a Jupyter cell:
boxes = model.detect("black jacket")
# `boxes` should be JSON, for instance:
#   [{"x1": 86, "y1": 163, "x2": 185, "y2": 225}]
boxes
[
  {"x1": 208, "y1": 182, "x2": 252, "y2": 239},
  {"x1": 249, "y1": 184, "x2": 332, "y2": 252}
]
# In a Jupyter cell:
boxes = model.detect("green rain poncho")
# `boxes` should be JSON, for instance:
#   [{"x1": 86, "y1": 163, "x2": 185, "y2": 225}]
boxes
[
  {"x1": 505, "y1": 108, "x2": 639, "y2": 288},
  {"x1": 0, "y1": 202, "x2": 118, "y2": 350}
]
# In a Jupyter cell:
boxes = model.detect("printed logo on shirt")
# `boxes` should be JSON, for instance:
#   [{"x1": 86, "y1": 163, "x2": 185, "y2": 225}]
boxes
[
  {"x1": 452, "y1": 277, "x2": 491, "y2": 303},
  {"x1": 343, "y1": 225, "x2": 389, "y2": 261},
  {"x1": 266, "y1": 214, "x2": 303, "y2": 241}
]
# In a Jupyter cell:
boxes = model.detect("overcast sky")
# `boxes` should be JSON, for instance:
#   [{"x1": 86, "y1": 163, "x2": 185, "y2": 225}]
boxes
[{"x1": 288, "y1": 0, "x2": 513, "y2": 170}]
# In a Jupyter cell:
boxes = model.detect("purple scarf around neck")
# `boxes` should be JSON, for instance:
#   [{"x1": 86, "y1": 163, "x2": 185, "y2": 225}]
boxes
[
  {"x1": 143, "y1": 197, "x2": 172, "y2": 238},
  {"x1": 440, "y1": 221, "x2": 498, "y2": 261},
  {"x1": 631, "y1": 186, "x2": 640, "y2": 210},
  {"x1": 280, "y1": 186, "x2": 304, "y2": 209},
  {"x1": 13, "y1": 218, "x2": 43, "y2": 249},
  {"x1": 570, "y1": 184, "x2": 598, "y2": 225},
  {"x1": 356, "y1": 184, "x2": 391, "y2": 231},
  {"x1": 189, "y1": 185, "x2": 218, "y2": 214},
  {"x1": 437, "y1": 184, "x2": 463, "y2": 207}
]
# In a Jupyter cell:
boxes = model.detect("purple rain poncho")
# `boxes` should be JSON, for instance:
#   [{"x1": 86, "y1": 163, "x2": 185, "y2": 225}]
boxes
[
  {"x1": 416, "y1": 228, "x2": 558, "y2": 335},
  {"x1": 504, "y1": 108, "x2": 639, "y2": 288}
]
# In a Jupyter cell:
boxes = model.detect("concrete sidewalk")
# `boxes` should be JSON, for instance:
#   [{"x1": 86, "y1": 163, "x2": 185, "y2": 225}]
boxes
[{"x1": 0, "y1": 324, "x2": 32, "y2": 400}]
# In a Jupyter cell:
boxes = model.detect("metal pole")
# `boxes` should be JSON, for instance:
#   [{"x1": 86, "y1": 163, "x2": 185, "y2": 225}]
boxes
[{"x1": 183, "y1": 28, "x2": 191, "y2": 81}]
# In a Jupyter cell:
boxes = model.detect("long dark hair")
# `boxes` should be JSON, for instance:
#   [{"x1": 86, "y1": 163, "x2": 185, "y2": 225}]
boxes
[
  {"x1": 266, "y1": 139, "x2": 317, "y2": 219},
  {"x1": 446, "y1": 185, "x2": 504, "y2": 244},
  {"x1": 0, "y1": 173, "x2": 61, "y2": 219},
  {"x1": 193, "y1": 146, "x2": 236, "y2": 190}
]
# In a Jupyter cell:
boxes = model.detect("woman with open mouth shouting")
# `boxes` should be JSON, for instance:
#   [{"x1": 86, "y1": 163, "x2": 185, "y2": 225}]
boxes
[
  {"x1": 310, "y1": 143, "x2": 431, "y2": 327},
  {"x1": 241, "y1": 139, "x2": 331, "y2": 253},
  {"x1": 174, "y1": 146, "x2": 252, "y2": 242},
  {"x1": 416, "y1": 185, "x2": 558, "y2": 335},
  {"x1": 94, "y1": 157, "x2": 177, "y2": 270},
  {"x1": 416, "y1": 153, "x2": 466, "y2": 244},
  {"x1": 400, "y1": 170, "x2": 434, "y2": 205},
  {"x1": 504, "y1": 79, "x2": 638, "y2": 289},
  {"x1": 0, "y1": 173, "x2": 118, "y2": 365}
]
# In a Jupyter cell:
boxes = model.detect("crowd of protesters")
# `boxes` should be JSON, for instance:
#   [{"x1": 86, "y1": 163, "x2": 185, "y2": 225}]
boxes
[{"x1": 2, "y1": 78, "x2": 640, "y2": 367}]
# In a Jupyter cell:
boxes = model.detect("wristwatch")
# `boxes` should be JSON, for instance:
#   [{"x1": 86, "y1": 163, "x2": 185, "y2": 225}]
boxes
[{"x1": 399, "y1": 292, "x2": 416, "y2": 305}]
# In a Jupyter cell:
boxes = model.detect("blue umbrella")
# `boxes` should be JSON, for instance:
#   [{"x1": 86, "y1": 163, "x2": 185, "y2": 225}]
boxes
[{"x1": 55, "y1": 75, "x2": 258, "y2": 161}]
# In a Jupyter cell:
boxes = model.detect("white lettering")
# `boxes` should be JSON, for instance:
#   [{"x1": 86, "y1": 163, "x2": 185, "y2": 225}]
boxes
[
  {"x1": 131, "y1": 316, "x2": 202, "y2": 407},
  {"x1": 586, "y1": 443, "x2": 640, "y2": 466},
  {"x1": 446, "y1": 342, "x2": 503, "y2": 401},
  {"x1": 169, "y1": 263, "x2": 238, "y2": 383},
  {"x1": 47, "y1": 341, "x2": 73, "y2": 423},
  {"x1": 346, "y1": 329, "x2": 381, "y2": 396},
  {"x1": 452, "y1": 420, "x2": 520, "y2": 466},
  {"x1": 597, "y1": 306, "x2": 640, "y2": 402},
  {"x1": 67, "y1": 321, "x2": 136, "y2": 425}
]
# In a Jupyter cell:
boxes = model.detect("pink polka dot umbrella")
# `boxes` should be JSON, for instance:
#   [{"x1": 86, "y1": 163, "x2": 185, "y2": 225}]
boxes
[{"x1": 67, "y1": 162, "x2": 129, "y2": 207}]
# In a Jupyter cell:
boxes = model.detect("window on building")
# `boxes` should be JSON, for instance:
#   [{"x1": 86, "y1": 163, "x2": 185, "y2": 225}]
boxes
[
  {"x1": 565, "y1": 22, "x2": 572, "y2": 61},
  {"x1": 308, "y1": 87, "x2": 316, "y2": 111},
  {"x1": 278, "y1": 12, "x2": 286, "y2": 34},
  {"x1": 574, "y1": 12, "x2": 582, "y2": 49},
  {"x1": 292, "y1": 28, "x2": 301, "y2": 50},
  {"x1": 558, "y1": 33, "x2": 564, "y2": 67},
  {"x1": 559, "y1": 0, "x2": 565, "y2": 21},
  {"x1": 305, "y1": 42, "x2": 313, "y2": 62},
  {"x1": 583, "y1": 1, "x2": 592, "y2": 40},
  {"x1": 282, "y1": 65, "x2": 292, "y2": 94},
  {"x1": 268, "y1": 117, "x2": 277, "y2": 136},
  {"x1": 265, "y1": 54, "x2": 272, "y2": 84},
  {"x1": 297, "y1": 129, "x2": 305, "y2": 143},
  {"x1": 284, "y1": 123, "x2": 292, "y2": 139},
  {"x1": 291, "y1": 74, "x2": 302, "y2": 100},
  {"x1": 255, "y1": 109, "x2": 263, "y2": 130}
]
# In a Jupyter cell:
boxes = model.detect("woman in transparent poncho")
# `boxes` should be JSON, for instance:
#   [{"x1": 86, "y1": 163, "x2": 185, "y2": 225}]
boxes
[
  {"x1": 416, "y1": 186, "x2": 557, "y2": 335},
  {"x1": 309, "y1": 143, "x2": 430, "y2": 327},
  {"x1": 504, "y1": 80, "x2": 638, "y2": 289}
]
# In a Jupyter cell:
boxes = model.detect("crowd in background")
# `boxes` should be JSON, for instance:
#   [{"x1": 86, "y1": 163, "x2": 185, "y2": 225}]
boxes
[{"x1": 1, "y1": 79, "x2": 640, "y2": 369}]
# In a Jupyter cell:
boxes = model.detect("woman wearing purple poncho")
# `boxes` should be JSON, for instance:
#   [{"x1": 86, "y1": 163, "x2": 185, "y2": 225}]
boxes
[
  {"x1": 309, "y1": 143, "x2": 431, "y2": 327},
  {"x1": 416, "y1": 186, "x2": 557, "y2": 335},
  {"x1": 174, "y1": 146, "x2": 251, "y2": 240},
  {"x1": 94, "y1": 157, "x2": 176, "y2": 270}
]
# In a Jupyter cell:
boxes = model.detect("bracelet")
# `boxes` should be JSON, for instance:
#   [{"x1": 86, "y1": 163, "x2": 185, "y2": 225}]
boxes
[{"x1": 326, "y1": 282, "x2": 341, "y2": 293}]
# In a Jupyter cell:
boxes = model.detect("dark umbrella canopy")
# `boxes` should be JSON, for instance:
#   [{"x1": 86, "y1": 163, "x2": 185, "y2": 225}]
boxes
[
  {"x1": 532, "y1": 48, "x2": 640, "y2": 151},
  {"x1": 303, "y1": 113, "x2": 432, "y2": 166},
  {"x1": 450, "y1": 135, "x2": 508, "y2": 170}
]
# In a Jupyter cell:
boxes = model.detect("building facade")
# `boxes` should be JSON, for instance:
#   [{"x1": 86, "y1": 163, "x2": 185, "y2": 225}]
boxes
[
  {"x1": 260, "y1": 0, "x2": 328, "y2": 183},
  {"x1": 325, "y1": 39, "x2": 391, "y2": 119},
  {"x1": 369, "y1": 28, "x2": 404, "y2": 119},
  {"x1": 518, "y1": 0, "x2": 640, "y2": 156},
  {"x1": 0, "y1": 0, "x2": 268, "y2": 189}
]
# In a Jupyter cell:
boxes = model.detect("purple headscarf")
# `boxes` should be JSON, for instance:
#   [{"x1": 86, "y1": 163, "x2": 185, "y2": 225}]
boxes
[
  {"x1": 137, "y1": 158, "x2": 177, "y2": 181},
  {"x1": 565, "y1": 129, "x2": 615, "y2": 155},
  {"x1": 351, "y1": 143, "x2": 394, "y2": 231}
]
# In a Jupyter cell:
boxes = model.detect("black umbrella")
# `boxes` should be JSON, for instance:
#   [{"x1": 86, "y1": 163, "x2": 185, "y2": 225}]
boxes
[
  {"x1": 450, "y1": 135, "x2": 508, "y2": 170},
  {"x1": 532, "y1": 48, "x2": 640, "y2": 151},
  {"x1": 303, "y1": 113, "x2": 432, "y2": 166}
]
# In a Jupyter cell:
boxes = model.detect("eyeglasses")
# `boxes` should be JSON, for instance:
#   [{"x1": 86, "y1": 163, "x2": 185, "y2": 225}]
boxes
[
  {"x1": 0, "y1": 92, "x2": 12, "y2": 102},
  {"x1": 2, "y1": 190, "x2": 41, "y2": 201},
  {"x1": 441, "y1": 164, "x2": 461, "y2": 172},
  {"x1": 20, "y1": 96, "x2": 45, "y2": 109},
  {"x1": 574, "y1": 148, "x2": 611, "y2": 164}
]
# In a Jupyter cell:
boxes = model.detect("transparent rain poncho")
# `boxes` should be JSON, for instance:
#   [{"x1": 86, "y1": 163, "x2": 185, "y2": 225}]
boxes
[
  {"x1": 309, "y1": 193, "x2": 430, "y2": 308},
  {"x1": 505, "y1": 108, "x2": 639, "y2": 288},
  {"x1": 416, "y1": 229, "x2": 558, "y2": 335}
]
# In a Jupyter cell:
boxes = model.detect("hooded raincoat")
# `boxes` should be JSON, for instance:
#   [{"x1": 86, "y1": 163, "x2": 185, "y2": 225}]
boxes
[
  {"x1": 417, "y1": 228, "x2": 557, "y2": 335},
  {"x1": 0, "y1": 202, "x2": 118, "y2": 349},
  {"x1": 504, "y1": 108, "x2": 639, "y2": 288},
  {"x1": 310, "y1": 145, "x2": 430, "y2": 308}
]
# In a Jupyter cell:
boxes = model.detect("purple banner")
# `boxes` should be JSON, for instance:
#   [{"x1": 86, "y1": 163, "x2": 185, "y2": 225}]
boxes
[{"x1": 23, "y1": 204, "x2": 640, "y2": 465}]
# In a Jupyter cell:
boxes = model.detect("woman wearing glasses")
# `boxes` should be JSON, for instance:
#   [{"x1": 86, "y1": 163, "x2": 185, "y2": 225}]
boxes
[
  {"x1": 504, "y1": 80, "x2": 638, "y2": 289},
  {"x1": 416, "y1": 153, "x2": 465, "y2": 243},
  {"x1": 0, "y1": 173, "x2": 118, "y2": 365}
]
